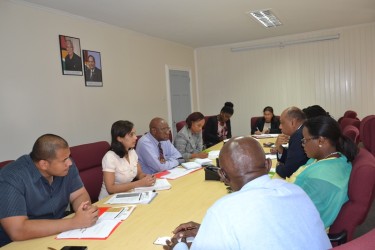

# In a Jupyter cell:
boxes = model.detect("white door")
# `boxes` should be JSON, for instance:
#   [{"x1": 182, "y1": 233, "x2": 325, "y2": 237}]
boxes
[{"x1": 168, "y1": 69, "x2": 192, "y2": 137}]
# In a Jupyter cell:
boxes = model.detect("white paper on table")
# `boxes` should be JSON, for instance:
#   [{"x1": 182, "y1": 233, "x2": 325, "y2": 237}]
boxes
[
  {"x1": 208, "y1": 150, "x2": 220, "y2": 159},
  {"x1": 181, "y1": 161, "x2": 201, "y2": 170},
  {"x1": 56, "y1": 219, "x2": 120, "y2": 239},
  {"x1": 134, "y1": 179, "x2": 171, "y2": 192},
  {"x1": 160, "y1": 167, "x2": 199, "y2": 180},
  {"x1": 194, "y1": 158, "x2": 212, "y2": 165},
  {"x1": 265, "y1": 153, "x2": 277, "y2": 160},
  {"x1": 105, "y1": 191, "x2": 157, "y2": 204}
]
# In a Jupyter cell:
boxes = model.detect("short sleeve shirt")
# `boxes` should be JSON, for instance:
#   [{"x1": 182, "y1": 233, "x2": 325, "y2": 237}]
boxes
[{"x1": 98, "y1": 150, "x2": 138, "y2": 200}]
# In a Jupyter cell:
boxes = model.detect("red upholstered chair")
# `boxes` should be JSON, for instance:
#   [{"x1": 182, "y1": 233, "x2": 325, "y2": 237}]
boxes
[
  {"x1": 338, "y1": 110, "x2": 359, "y2": 124},
  {"x1": 340, "y1": 118, "x2": 361, "y2": 131},
  {"x1": 0, "y1": 160, "x2": 13, "y2": 168},
  {"x1": 328, "y1": 148, "x2": 375, "y2": 244},
  {"x1": 342, "y1": 125, "x2": 360, "y2": 145},
  {"x1": 250, "y1": 116, "x2": 263, "y2": 134},
  {"x1": 176, "y1": 120, "x2": 186, "y2": 132},
  {"x1": 70, "y1": 141, "x2": 110, "y2": 203},
  {"x1": 360, "y1": 115, "x2": 375, "y2": 157},
  {"x1": 332, "y1": 228, "x2": 375, "y2": 250}
]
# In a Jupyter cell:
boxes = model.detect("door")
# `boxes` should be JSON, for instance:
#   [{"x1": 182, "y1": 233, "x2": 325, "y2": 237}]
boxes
[{"x1": 169, "y1": 69, "x2": 192, "y2": 137}]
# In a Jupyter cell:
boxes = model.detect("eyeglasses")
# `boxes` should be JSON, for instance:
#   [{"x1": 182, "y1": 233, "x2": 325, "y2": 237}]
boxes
[
  {"x1": 301, "y1": 137, "x2": 318, "y2": 145},
  {"x1": 218, "y1": 168, "x2": 229, "y2": 181}
]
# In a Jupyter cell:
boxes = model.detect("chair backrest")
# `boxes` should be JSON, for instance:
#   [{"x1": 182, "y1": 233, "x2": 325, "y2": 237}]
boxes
[
  {"x1": 340, "y1": 117, "x2": 361, "y2": 131},
  {"x1": 250, "y1": 116, "x2": 263, "y2": 133},
  {"x1": 176, "y1": 120, "x2": 186, "y2": 132},
  {"x1": 0, "y1": 160, "x2": 13, "y2": 168},
  {"x1": 338, "y1": 110, "x2": 359, "y2": 124},
  {"x1": 333, "y1": 228, "x2": 375, "y2": 250},
  {"x1": 342, "y1": 125, "x2": 360, "y2": 144},
  {"x1": 329, "y1": 147, "x2": 375, "y2": 241},
  {"x1": 360, "y1": 115, "x2": 375, "y2": 157},
  {"x1": 70, "y1": 141, "x2": 110, "y2": 203}
]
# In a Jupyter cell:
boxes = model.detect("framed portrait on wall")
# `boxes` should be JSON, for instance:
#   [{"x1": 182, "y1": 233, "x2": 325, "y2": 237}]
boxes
[
  {"x1": 83, "y1": 50, "x2": 103, "y2": 87},
  {"x1": 59, "y1": 35, "x2": 83, "y2": 75}
]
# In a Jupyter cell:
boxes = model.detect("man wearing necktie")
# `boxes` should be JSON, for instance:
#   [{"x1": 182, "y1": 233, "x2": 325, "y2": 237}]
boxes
[
  {"x1": 84, "y1": 55, "x2": 102, "y2": 82},
  {"x1": 136, "y1": 117, "x2": 184, "y2": 174}
]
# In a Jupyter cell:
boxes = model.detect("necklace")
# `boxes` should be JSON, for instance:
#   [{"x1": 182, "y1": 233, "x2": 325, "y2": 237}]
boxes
[{"x1": 323, "y1": 151, "x2": 340, "y2": 159}]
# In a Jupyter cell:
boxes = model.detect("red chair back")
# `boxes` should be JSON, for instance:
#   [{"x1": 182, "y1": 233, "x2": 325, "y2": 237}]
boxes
[
  {"x1": 329, "y1": 148, "x2": 375, "y2": 241},
  {"x1": 333, "y1": 228, "x2": 375, "y2": 250},
  {"x1": 70, "y1": 141, "x2": 110, "y2": 203},
  {"x1": 360, "y1": 115, "x2": 375, "y2": 157},
  {"x1": 250, "y1": 116, "x2": 263, "y2": 133},
  {"x1": 340, "y1": 118, "x2": 361, "y2": 131},
  {"x1": 338, "y1": 110, "x2": 359, "y2": 124},
  {"x1": 176, "y1": 120, "x2": 186, "y2": 132},
  {"x1": 342, "y1": 125, "x2": 360, "y2": 144},
  {"x1": 0, "y1": 160, "x2": 13, "y2": 168}
]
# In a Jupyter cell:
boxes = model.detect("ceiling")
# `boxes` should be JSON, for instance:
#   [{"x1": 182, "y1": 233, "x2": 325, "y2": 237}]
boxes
[{"x1": 20, "y1": 0, "x2": 375, "y2": 48}]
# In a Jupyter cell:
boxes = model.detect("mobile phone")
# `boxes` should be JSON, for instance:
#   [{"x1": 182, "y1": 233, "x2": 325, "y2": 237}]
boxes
[{"x1": 60, "y1": 247, "x2": 88, "y2": 250}]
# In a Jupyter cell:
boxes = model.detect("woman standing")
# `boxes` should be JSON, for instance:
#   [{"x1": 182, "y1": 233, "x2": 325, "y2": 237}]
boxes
[
  {"x1": 203, "y1": 102, "x2": 234, "y2": 148},
  {"x1": 174, "y1": 112, "x2": 208, "y2": 161},
  {"x1": 98, "y1": 120, "x2": 155, "y2": 200}
]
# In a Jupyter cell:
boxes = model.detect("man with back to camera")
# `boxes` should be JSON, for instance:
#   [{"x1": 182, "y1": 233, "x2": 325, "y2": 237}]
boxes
[
  {"x1": 273, "y1": 106, "x2": 309, "y2": 178},
  {"x1": 136, "y1": 117, "x2": 184, "y2": 174},
  {"x1": 84, "y1": 55, "x2": 102, "y2": 82},
  {"x1": 165, "y1": 136, "x2": 331, "y2": 249},
  {"x1": 0, "y1": 134, "x2": 98, "y2": 247}
]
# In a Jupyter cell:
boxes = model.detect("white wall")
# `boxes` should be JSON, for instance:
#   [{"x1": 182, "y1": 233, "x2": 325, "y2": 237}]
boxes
[
  {"x1": 0, "y1": 1, "x2": 196, "y2": 160},
  {"x1": 196, "y1": 23, "x2": 375, "y2": 137}
]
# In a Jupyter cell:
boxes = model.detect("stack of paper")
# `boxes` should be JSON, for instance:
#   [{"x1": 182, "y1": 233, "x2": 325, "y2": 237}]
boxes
[
  {"x1": 134, "y1": 179, "x2": 171, "y2": 192},
  {"x1": 194, "y1": 158, "x2": 212, "y2": 165},
  {"x1": 105, "y1": 191, "x2": 157, "y2": 204},
  {"x1": 160, "y1": 167, "x2": 200, "y2": 180},
  {"x1": 208, "y1": 150, "x2": 220, "y2": 159},
  {"x1": 98, "y1": 205, "x2": 136, "y2": 221},
  {"x1": 181, "y1": 161, "x2": 201, "y2": 170}
]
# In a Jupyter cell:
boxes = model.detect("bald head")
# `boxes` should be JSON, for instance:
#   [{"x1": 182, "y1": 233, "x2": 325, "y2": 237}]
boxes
[
  {"x1": 219, "y1": 136, "x2": 271, "y2": 191},
  {"x1": 149, "y1": 117, "x2": 171, "y2": 141}
]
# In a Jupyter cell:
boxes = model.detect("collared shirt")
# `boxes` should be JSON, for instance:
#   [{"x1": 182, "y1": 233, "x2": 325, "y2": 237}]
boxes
[
  {"x1": 0, "y1": 154, "x2": 83, "y2": 246},
  {"x1": 190, "y1": 175, "x2": 331, "y2": 250},
  {"x1": 136, "y1": 132, "x2": 182, "y2": 174},
  {"x1": 173, "y1": 125, "x2": 204, "y2": 161}
]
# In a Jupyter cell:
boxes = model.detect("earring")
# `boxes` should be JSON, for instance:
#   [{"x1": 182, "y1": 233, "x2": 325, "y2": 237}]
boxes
[{"x1": 319, "y1": 145, "x2": 322, "y2": 148}]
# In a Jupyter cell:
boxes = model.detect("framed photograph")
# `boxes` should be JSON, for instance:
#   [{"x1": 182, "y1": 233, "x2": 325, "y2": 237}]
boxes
[
  {"x1": 83, "y1": 50, "x2": 103, "y2": 87},
  {"x1": 59, "y1": 35, "x2": 83, "y2": 75}
]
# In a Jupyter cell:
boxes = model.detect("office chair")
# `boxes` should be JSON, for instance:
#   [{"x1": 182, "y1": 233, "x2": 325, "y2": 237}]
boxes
[{"x1": 328, "y1": 147, "x2": 375, "y2": 245}]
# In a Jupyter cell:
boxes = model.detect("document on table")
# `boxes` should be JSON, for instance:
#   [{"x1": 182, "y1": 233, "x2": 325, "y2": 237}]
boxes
[
  {"x1": 134, "y1": 179, "x2": 171, "y2": 192},
  {"x1": 105, "y1": 191, "x2": 157, "y2": 204},
  {"x1": 99, "y1": 205, "x2": 136, "y2": 221},
  {"x1": 181, "y1": 161, "x2": 202, "y2": 170},
  {"x1": 252, "y1": 134, "x2": 279, "y2": 139},
  {"x1": 208, "y1": 150, "x2": 220, "y2": 159},
  {"x1": 56, "y1": 219, "x2": 121, "y2": 239},
  {"x1": 194, "y1": 158, "x2": 212, "y2": 165},
  {"x1": 160, "y1": 167, "x2": 200, "y2": 180},
  {"x1": 265, "y1": 153, "x2": 277, "y2": 160}
]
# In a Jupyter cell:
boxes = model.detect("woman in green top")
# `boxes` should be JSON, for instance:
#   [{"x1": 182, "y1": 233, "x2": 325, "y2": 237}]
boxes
[{"x1": 291, "y1": 116, "x2": 358, "y2": 228}]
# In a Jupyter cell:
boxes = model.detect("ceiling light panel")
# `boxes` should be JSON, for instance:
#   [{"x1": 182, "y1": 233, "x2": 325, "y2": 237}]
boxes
[{"x1": 247, "y1": 9, "x2": 282, "y2": 28}]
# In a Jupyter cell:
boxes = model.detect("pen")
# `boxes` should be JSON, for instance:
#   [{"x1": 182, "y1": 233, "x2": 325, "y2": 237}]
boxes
[{"x1": 139, "y1": 193, "x2": 143, "y2": 201}]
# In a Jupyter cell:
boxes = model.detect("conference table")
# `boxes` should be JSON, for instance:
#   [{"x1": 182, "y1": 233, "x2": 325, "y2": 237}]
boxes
[{"x1": 2, "y1": 137, "x2": 277, "y2": 250}]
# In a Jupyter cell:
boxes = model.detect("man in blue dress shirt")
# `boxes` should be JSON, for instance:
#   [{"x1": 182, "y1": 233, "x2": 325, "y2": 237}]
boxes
[
  {"x1": 0, "y1": 134, "x2": 98, "y2": 247},
  {"x1": 136, "y1": 117, "x2": 183, "y2": 174}
]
